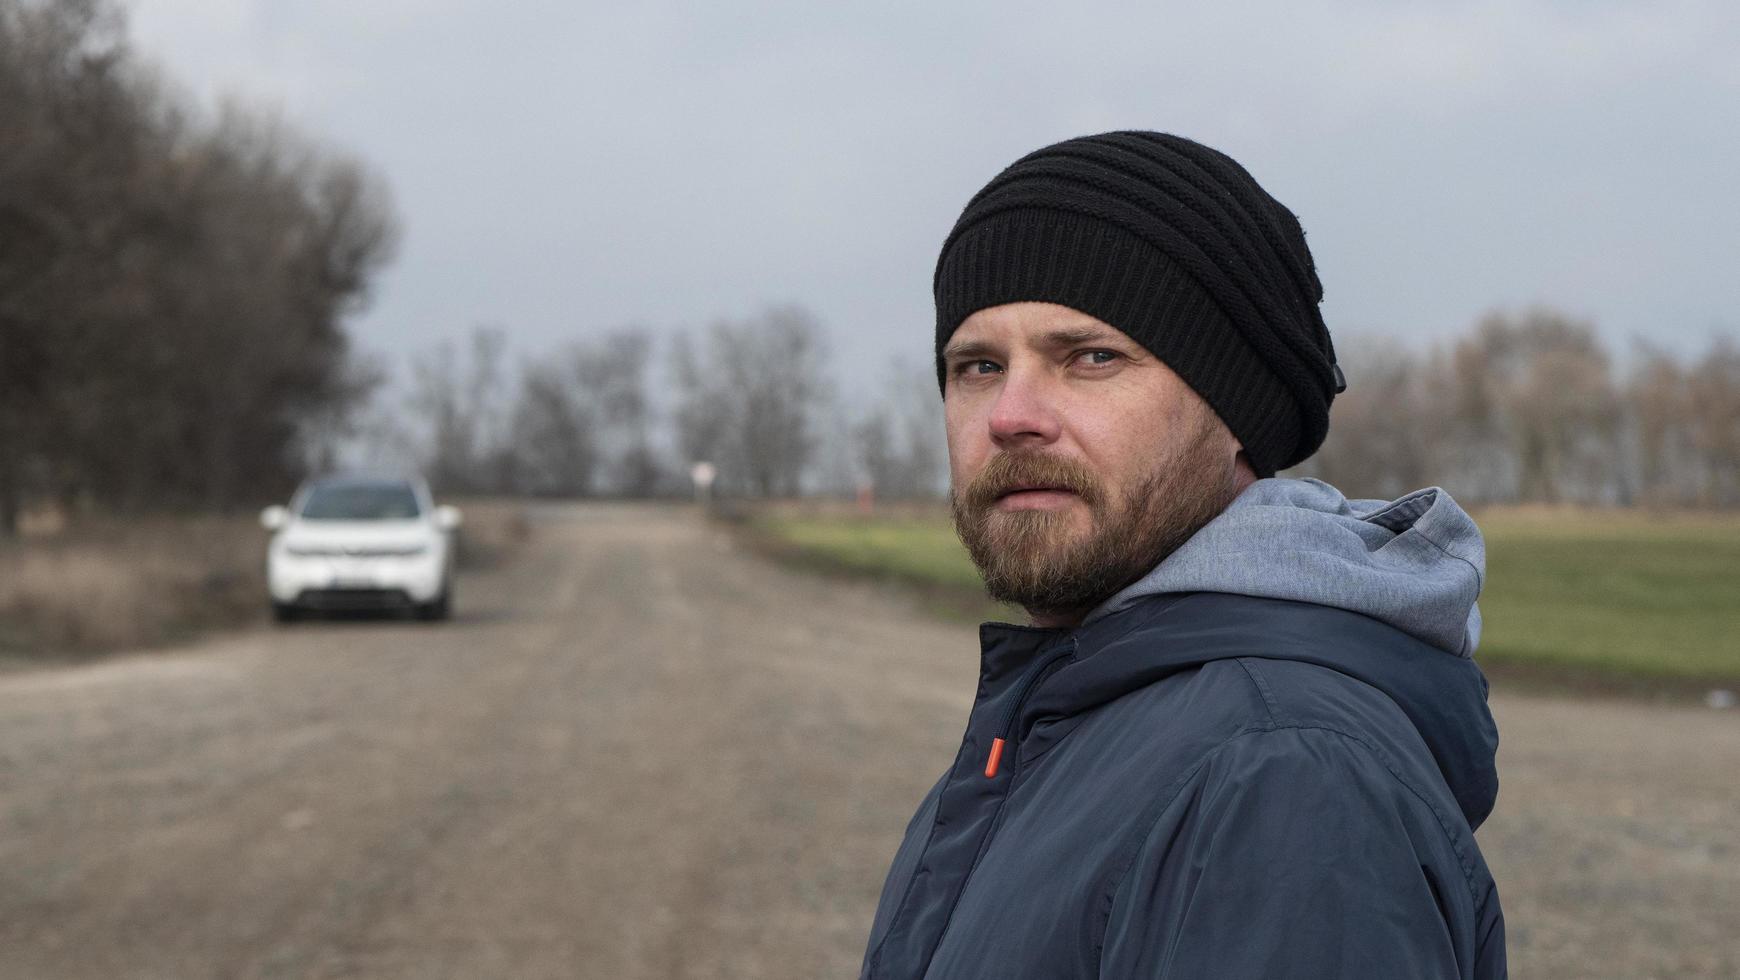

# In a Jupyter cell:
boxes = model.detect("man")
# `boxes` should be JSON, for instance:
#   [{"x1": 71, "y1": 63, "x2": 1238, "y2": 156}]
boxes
[{"x1": 859, "y1": 132, "x2": 1505, "y2": 979}]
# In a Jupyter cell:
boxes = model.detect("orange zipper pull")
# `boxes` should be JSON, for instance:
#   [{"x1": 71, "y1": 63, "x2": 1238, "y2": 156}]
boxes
[{"x1": 984, "y1": 737, "x2": 1006, "y2": 778}]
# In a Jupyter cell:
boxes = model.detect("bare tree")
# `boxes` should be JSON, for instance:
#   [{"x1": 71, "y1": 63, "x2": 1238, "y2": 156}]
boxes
[
  {"x1": 1449, "y1": 309, "x2": 1621, "y2": 504},
  {"x1": 1429, "y1": 336, "x2": 1519, "y2": 503},
  {"x1": 1297, "y1": 310, "x2": 1638, "y2": 506},
  {"x1": 1293, "y1": 338, "x2": 1437, "y2": 500},
  {"x1": 508, "y1": 358, "x2": 597, "y2": 497},
  {"x1": 575, "y1": 327, "x2": 661, "y2": 496},
  {"x1": 1689, "y1": 337, "x2": 1740, "y2": 507},
  {"x1": 670, "y1": 306, "x2": 828, "y2": 497},
  {"x1": 409, "y1": 327, "x2": 511, "y2": 494},
  {"x1": 292, "y1": 353, "x2": 389, "y2": 476},
  {"x1": 851, "y1": 356, "x2": 947, "y2": 500},
  {"x1": 851, "y1": 410, "x2": 896, "y2": 496},
  {"x1": 0, "y1": 0, "x2": 396, "y2": 528},
  {"x1": 1624, "y1": 342, "x2": 1699, "y2": 507},
  {"x1": 669, "y1": 330, "x2": 734, "y2": 488}
]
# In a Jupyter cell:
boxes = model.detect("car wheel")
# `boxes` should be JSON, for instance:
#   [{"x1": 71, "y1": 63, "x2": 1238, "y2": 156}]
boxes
[
  {"x1": 272, "y1": 601, "x2": 301, "y2": 624},
  {"x1": 415, "y1": 584, "x2": 451, "y2": 622}
]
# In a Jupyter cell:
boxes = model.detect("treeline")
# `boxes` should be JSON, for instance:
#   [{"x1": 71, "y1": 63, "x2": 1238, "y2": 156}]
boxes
[
  {"x1": 1300, "y1": 309, "x2": 1740, "y2": 507},
  {"x1": 371, "y1": 307, "x2": 945, "y2": 503},
  {"x1": 378, "y1": 305, "x2": 1740, "y2": 511},
  {"x1": 0, "y1": 0, "x2": 395, "y2": 534}
]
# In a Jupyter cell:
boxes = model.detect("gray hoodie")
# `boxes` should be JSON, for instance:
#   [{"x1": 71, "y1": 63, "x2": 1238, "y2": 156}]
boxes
[{"x1": 1086, "y1": 476, "x2": 1487, "y2": 657}]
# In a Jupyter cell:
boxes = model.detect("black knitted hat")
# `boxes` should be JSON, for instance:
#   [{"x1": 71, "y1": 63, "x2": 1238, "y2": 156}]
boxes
[{"x1": 933, "y1": 131, "x2": 1345, "y2": 477}]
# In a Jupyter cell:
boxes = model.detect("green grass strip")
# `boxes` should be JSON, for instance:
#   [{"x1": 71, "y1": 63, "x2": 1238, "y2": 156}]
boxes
[{"x1": 752, "y1": 508, "x2": 1740, "y2": 685}]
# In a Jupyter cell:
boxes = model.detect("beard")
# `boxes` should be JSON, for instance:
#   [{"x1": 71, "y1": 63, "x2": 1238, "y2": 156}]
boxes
[{"x1": 949, "y1": 418, "x2": 1240, "y2": 621}]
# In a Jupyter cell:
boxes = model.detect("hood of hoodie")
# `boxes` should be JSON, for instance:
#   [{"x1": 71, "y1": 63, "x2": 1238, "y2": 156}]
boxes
[
  {"x1": 990, "y1": 477, "x2": 1498, "y2": 828},
  {"x1": 1087, "y1": 477, "x2": 1486, "y2": 657}
]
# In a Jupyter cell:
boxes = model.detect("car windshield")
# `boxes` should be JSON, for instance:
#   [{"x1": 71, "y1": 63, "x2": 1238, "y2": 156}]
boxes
[{"x1": 298, "y1": 482, "x2": 422, "y2": 520}]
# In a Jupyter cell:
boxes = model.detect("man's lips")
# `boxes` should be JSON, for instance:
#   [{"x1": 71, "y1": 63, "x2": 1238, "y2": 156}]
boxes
[
  {"x1": 996, "y1": 485, "x2": 1073, "y2": 498},
  {"x1": 994, "y1": 486, "x2": 1081, "y2": 509}
]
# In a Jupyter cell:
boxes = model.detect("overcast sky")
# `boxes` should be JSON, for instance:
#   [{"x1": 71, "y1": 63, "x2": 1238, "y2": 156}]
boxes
[{"x1": 126, "y1": 0, "x2": 1739, "y2": 395}]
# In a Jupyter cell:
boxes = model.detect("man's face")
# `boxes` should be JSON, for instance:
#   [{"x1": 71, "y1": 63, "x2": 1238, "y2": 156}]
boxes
[{"x1": 942, "y1": 302, "x2": 1250, "y2": 624}]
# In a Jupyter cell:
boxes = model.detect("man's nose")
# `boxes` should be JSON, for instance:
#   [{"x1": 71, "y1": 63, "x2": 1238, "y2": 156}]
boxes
[{"x1": 987, "y1": 371, "x2": 1061, "y2": 448}]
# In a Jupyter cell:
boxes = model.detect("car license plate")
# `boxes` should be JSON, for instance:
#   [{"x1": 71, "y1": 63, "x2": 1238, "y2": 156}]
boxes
[{"x1": 329, "y1": 561, "x2": 376, "y2": 588}]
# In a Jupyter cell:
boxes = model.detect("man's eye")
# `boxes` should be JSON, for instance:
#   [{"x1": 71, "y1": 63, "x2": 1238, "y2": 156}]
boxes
[
  {"x1": 1078, "y1": 350, "x2": 1119, "y2": 367},
  {"x1": 954, "y1": 360, "x2": 1001, "y2": 376}
]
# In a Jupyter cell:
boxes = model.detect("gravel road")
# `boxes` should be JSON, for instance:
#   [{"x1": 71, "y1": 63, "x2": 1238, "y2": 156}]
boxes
[{"x1": 1, "y1": 503, "x2": 1734, "y2": 979}]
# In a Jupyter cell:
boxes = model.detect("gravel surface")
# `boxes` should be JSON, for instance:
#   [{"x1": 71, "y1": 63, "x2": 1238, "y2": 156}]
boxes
[{"x1": 0, "y1": 502, "x2": 1734, "y2": 979}]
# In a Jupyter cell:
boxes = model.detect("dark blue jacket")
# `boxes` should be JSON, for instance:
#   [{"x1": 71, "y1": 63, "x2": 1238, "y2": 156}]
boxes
[{"x1": 859, "y1": 591, "x2": 1505, "y2": 979}]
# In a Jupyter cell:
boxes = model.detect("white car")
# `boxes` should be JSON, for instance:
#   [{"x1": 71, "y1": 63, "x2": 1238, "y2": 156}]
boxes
[{"x1": 261, "y1": 476, "x2": 461, "y2": 622}]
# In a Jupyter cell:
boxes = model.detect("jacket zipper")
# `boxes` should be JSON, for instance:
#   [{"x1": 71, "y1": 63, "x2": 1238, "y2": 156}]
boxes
[
  {"x1": 868, "y1": 642, "x2": 1076, "y2": 977},
  {"x1": 984, "y1": 648, "x2": 1072, "y2": 778}
]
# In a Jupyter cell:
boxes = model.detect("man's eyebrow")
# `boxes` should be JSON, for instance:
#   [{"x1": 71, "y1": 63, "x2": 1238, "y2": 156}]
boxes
[
  {"x1": 1036, "y1": 326, "x2": 1123, "y2": 349},
  {"x1": 942, "y1": 325, "x2": 1132, "y2": 363},
  {"x1": 941, "y1": 339, "x2": 999, "y2": 362}
]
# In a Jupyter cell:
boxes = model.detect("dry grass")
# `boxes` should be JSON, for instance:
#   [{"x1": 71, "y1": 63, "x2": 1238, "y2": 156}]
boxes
[
  {"x1": 0, "y1": 513, "x2": 265, "y2": 658},
  {"x1": 0, "y1": 499, "x2": 530, "y2": 660},
  {"x1": 451, "y1": 499, "x2": 533, "y2": 571}
]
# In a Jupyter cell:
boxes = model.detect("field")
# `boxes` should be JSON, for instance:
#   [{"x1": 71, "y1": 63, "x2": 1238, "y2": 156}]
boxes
[{"x1": 747, "y1": 503, "x2": 1740, "y2": 687}]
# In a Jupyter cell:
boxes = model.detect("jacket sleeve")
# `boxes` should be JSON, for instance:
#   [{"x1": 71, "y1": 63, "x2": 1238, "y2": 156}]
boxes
[{"x1": 1099, "y1": 726, "x2": 1468, "y2": 980}]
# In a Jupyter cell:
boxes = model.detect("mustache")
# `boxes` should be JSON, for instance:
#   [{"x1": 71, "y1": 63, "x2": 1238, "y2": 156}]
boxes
[{"x1": 955, "y1": 451, "x2": 1103, "y2": 513}]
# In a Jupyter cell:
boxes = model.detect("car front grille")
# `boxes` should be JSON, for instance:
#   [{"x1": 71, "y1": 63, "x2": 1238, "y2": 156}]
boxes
[
  {"x1": 295, "y1": 588, "x2": 414, "y2": 610},
  {"x1": 286, "y1": 545, "x2": 427, "y2": 558}
]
